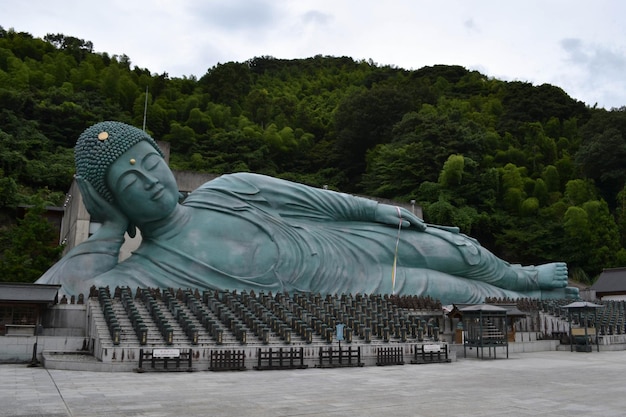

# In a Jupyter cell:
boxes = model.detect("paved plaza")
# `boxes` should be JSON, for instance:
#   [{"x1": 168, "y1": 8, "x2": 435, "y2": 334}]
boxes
[{"x1": 2, "y1": 350, "x2": 626, "y2": 417}]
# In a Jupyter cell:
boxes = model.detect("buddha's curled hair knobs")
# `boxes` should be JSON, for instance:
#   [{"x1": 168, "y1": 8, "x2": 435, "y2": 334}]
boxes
[{"x1": 74, "y1": 121, "x2": 163, "y2": 202}]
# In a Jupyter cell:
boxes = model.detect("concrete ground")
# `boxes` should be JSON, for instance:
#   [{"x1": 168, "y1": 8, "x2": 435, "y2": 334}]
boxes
[{"x1": 2, "y1": 350, "x2": 626, "y2": 417}]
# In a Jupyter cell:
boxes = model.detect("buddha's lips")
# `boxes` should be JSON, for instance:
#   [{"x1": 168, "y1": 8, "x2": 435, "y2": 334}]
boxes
[{"x1": 151, "y1": 186, "x2": 164, "y2": 200}]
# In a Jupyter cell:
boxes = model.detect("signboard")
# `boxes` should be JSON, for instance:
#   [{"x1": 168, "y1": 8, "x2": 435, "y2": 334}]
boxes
[
  {"x1": 336, "y1": 323, "x2": 345, "y2": 341},
  {"x1": 423, "y1": 344, "x2": 441, "y2": 353},
  {"x1": 152, "y1": 348, "x2": 180, "y2": 358}
]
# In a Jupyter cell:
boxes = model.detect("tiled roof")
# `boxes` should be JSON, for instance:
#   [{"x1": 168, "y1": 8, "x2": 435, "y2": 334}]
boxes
[
  {"x1": 0, "y1": 283, "x2": 61, "y2": 303},
  {"x1": 590, "y1": 268, "x2": 626, "y2": 293}
]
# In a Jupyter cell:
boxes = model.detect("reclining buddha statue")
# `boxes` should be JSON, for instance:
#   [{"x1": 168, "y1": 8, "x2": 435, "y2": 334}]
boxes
[{"x1": 37, "y1": 121, "x2": 577, "y2": 304}]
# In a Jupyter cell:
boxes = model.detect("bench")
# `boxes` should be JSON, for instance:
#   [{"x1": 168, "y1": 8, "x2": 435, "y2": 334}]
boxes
[
  {"x1": 137, "y1": 348, "x2": 192, "y2": 372},
  {"x1": 254, "y1": 347, "x2": 308, "y2": 370}
]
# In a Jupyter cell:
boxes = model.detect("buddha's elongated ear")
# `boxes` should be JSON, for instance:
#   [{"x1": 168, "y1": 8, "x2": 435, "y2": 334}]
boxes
[{"x1": 127, "y1": 223, "x2": 137, "y2": 238}]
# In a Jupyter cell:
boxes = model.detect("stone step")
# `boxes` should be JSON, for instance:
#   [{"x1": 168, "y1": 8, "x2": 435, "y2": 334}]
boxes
[{"x1": 91, "y1": 291, "x2": 426, "y2": 351}]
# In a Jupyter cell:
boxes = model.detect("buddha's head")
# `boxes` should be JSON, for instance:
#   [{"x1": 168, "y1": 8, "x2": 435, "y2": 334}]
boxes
[
  {"x1": 75, "y1": 121, "x2": 165, "y2": 202},
  {"x1": 75, "y1": 121, "x2": 179, "y2": 223}
]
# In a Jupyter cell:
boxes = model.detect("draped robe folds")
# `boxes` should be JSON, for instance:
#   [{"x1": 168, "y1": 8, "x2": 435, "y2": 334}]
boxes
[{"x1": 38, "y1": 173, "x2": 542, "y2": 303}]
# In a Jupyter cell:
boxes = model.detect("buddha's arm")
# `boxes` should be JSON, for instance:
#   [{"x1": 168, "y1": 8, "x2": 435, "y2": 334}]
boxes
[
  {"x1": 36, "y1": 225, "x2": 125, "y2": 293},
  {"x1": 37, "y1": 176, "x2": 129, "y2": 293},
  {"x1": 206, "y1": 173, "x2": 425, "y2": 229}
]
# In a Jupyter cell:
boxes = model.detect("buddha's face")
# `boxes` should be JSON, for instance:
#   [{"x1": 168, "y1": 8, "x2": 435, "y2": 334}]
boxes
[{"x1": 106, "y1": 141, "x2": 179, "y2": 224}]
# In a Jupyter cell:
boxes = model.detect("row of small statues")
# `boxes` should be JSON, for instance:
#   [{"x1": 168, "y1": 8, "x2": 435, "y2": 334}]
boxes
[
  {"x1": 89, "y1": 285, "x2": 447, "y2": 311},
  {"x1": 64, "y1": 288, "x2": 559, "y2": 317},
  {"x1": 58, "y1": 293, "x2": 85, "y2": 305},
  {"x1": 485, "y1": 296, "x2": 547, "y2": 312}
]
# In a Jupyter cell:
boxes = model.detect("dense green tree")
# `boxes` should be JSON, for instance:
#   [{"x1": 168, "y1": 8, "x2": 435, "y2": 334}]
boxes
[
  {"x1": 390, "y1": 99, "x2": 496, "y2": 186},
  {"x1": 438, "y1": 154, "x2": 465, "y2": 187},
  {"x1": 533, "y1": 178, "x2": 549, "y2": 206},
  {"x1": 0, "y1": 171, "x2": 18, "y2": 208},
  {"x1": 163, "y1": 122, "x2": 196, "y2": 154},
  {"x1": 334, "y1": 84, "x2": 414, "y2": 188},
  {"x1": 0, "y1": 199, "x2": 64, "y2": 282},
  {"x1": 361, "y1": 142, "x2": 427, "y2": 198},
  {"x1": 494, "y1": 214, "x2": 566, "y2": 266},
  {"x1": 423, "y1": 197, "x2": 478, "y2": 233},
  {"x1": 1, "y1": 28, "x2": 625, "y2": 284},
  {"x1": 199, "y1": 61, "x2": 251, "y2": 107},
  {"x1": 617, "y1": 185, "x2": 626, "y2": 247},
  {"x1": 542, "y1": 165, "x2": 561, "y2": 192},
  {"x1": 576, "y1": 127, "x2": 626, "y2": 206},
  {"x1": 562, "y1": 199, "x2": 621, "y2": 278},
  {"x1": 564, "y1": 179, "x2": 597, "y2": 206},
  {"x1": 498, "y1": 82, "x2": 589, "y2": 134}
]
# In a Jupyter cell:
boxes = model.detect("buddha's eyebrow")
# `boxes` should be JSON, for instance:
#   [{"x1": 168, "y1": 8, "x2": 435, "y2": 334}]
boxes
[
  {"x1": 141, "y1": 152, "x2": 159, "y2": 161},
  {"x1": 111, "y1": 151, "x2": 161, "y2": 190},
  {"x1": 117, "y1": 171, "x2": 139, "y2": 191},
  {"x1": 141, "y1": 152, "x2": 162, "y2": 170}
]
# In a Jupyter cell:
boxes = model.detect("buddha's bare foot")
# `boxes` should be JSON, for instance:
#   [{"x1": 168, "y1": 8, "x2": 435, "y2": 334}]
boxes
[
  {"x1": 540, "y1": 286, "x2": 579, "y2": 300},
  {"x1": 536, "y1": 262, "x2": 568, "y2": 290}
]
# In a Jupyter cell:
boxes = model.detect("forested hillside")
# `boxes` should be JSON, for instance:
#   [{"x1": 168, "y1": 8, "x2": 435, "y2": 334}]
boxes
[{"x1": 1, "y1": 27, "x2": 626, "y2": 284}]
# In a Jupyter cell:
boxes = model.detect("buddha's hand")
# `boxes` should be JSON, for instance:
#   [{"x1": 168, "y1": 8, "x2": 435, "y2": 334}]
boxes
[
  {"x1": 76, "y1": 176, "x2": 130, "y2": 236},
  {"x1": 374, "y1": 204, "x2": 426, "y2": 231}
]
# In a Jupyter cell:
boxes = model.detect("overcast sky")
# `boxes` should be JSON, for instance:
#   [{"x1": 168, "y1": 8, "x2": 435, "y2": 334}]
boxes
[{"x1": 2, "y1": 0, "x2": 625, "y2": 109}]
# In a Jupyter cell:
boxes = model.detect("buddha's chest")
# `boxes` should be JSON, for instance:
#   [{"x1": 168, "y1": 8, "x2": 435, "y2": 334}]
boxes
[{"x1": 169, "y1": 212, "x2": 278, "y2": 275}]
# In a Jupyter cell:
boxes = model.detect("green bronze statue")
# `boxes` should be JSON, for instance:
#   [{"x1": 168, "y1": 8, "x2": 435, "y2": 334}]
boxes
[{"x1": 36, "y1": 121, "x2": 578, "y2": 304}]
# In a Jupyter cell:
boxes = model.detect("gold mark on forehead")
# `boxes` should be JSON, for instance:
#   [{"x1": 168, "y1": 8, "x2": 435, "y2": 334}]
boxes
[
  {"x1": 98, "y1": 131, "x2": 109, "y2": 141},
  {"x1": 130, "y1": 158, "x2": 136, "y2": 165}
]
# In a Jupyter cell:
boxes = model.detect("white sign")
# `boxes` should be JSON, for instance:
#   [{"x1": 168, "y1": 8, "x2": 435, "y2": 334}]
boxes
[
  {"x1": 423, "y1": 344, "x2": 441, "y2": 353},
  {"x1": 336, "y1": 323, "x2": 345, "y2": 341},
  {"x1": 153, "y1": 348, "x2": 180, "y2": 358}
]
